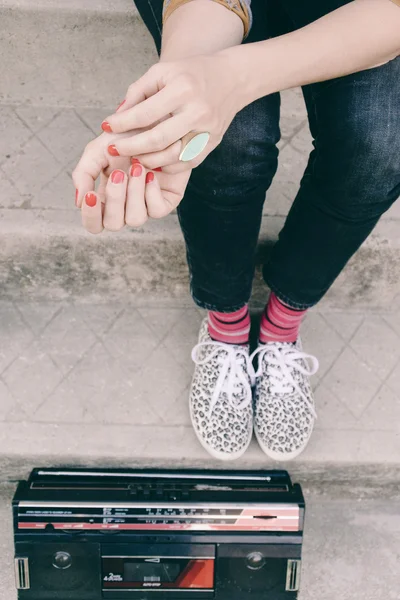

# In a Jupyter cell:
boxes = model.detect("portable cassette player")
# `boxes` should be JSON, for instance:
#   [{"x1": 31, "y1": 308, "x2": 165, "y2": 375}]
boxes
[{"x1": 13, "y1": 468, "x2": 305, "y2": 599}]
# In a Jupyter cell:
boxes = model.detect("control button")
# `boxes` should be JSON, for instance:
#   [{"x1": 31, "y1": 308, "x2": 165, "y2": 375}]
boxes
[
  {"x1": 246, "y1": 552, "x2": 265, "y2": 570},
  {"x1": 52, "y1": 551, "x2": 72, "y2": 570}
]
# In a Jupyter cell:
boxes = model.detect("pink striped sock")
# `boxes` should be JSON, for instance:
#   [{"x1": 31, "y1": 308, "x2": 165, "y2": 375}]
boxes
[
  {"x1": 259, "y1": 293, "x2": 307, "y2": 344},
  {"x1": 208, "y1": 306, "x2": 251, "y2": 345}
]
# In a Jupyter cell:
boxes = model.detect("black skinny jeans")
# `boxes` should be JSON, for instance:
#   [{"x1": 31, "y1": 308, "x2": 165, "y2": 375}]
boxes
[{"x1": 135, "y1": 0, "x2": 400, "y2": 310}]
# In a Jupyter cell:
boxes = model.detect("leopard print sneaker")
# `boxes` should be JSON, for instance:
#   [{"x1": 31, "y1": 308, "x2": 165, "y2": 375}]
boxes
[
  {"x1": 190, "y1": 318, "x2": 255, "y2": 461},
  {"x1": 251, "y1": 338, "x2": 319, "y2": 461}
]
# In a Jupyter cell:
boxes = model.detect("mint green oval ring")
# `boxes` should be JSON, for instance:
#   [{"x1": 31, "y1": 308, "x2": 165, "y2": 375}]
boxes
[{"x1": 179, "y1": 132, "x2": 210, "y2": 162}]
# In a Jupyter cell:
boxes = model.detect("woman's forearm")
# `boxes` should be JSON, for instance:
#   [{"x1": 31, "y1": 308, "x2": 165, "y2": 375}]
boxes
[
  {"x1": 161, "y1": 0, "x2": 244, "y2": 61},
  {"x1": 227, "y1": 0, "x2": 400, "y2": 109}
]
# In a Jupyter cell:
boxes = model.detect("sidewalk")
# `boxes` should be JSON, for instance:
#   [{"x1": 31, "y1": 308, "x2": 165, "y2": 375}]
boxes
[{"x1": 1, "y1": 300, "x2": 399, "y2": 479}]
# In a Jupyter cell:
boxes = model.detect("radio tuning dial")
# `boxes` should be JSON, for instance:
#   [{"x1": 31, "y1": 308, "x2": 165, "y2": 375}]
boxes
[{"x1": 52, "y1": 551, "x2": 72, "y2": 570}]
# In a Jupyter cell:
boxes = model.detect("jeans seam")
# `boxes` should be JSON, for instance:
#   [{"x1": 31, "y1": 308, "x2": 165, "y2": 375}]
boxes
[{"x1": 146, "y1": 0, "x2": 162, "y2": 36}]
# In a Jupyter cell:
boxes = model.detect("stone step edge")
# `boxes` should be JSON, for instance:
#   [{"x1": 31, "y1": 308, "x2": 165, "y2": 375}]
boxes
[
  {"x1": 1, "y1": 0, "x2": 139, "y2": 14},
  {"x1": 1, "y1": 210, "x2": 399, "y2": 309},
  {"x1": 0, "y1": 209, "x2": 398, "y2": 243},
  {"x1": 1, "y1": 423, "x2": 399, "y2": 495}
]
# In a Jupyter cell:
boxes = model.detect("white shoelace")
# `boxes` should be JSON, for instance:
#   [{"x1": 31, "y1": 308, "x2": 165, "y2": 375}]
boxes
[
  {"x1": 191, "y1": 342, "x2": 255, "y2": 415},
  {"x1": 250, "y1": 344, "x2": 319, "y2": 419}
]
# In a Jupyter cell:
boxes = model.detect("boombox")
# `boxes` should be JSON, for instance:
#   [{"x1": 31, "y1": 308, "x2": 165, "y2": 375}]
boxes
[{"x1": 13, "y1": 469, "x2": 305, "y2": 600}]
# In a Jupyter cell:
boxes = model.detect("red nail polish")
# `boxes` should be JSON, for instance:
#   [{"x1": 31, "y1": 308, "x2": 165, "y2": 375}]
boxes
[
  {"x1": 108, "y1": 145, "x2": 120, "y2": 157},
  {"x1": 146, "y1": 172, "x2": 155, "y2": 184},
  {"x1": 101, "y1": 121, "x2": 113, "y2": 133},
  {"x1": 75, "y1": 189, "x2": 79, "y2": 206},
  {"x1": 131, "y1": 157, "x2": 140, "y2": 164},
  {"x1": 116, "y1": 99, "x2": 126, "y2": 111},
  {"x1": 154, "y1": 167, "x2": 162, "y2": 172},
  {"x1": 111, "y1": 170, "x2": 125, "y2": 184},
  {"x1": 130, "y1": 164, "x2": 143, "y2": 177},
  {"x1": 85, "y1": 192, "x2": 97, "y2": 207}
]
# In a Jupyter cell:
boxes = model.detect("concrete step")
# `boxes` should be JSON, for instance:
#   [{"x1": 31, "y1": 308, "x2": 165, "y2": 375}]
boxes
[
  {"x1": 0, "y1": 3, "x2": 154, "y2": 108},
  {"x1": 1, "y1": 481, "x2": 399, "y2": 600},
  {"x1": 0, "y1": 209, "x2": 399, "y2": 309}
]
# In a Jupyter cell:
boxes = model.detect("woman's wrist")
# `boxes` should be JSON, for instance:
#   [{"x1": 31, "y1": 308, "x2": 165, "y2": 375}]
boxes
[{"x1": 219, "y1": 0, "x2": 400, "y2": 110}]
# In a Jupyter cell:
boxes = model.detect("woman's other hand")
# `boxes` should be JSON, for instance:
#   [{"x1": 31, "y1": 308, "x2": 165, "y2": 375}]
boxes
[{"x1": 72, "y1": 133, "x2": 191, "y2": 235}]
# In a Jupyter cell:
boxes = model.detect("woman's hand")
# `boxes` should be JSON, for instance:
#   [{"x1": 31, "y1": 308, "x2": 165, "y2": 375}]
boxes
[
  {"x1": 72, "y1": 133, "x2": 191, "y2": 234},
  {"x1": 100, "y1": 52, "x2": 246, "y2": 173}
]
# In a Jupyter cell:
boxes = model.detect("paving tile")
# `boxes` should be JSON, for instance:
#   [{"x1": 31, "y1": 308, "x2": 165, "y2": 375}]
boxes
[
  {"x1": 34, "y1": 169, "x2": 76, "y2": 209},
  {"x1": 36, "y1": 109, "x2": 94, "y2": 165},
  {"x1": 170, "y1": 384, "x2": 192, "y2": 426},
  {"x1": 80, "y1": 303, "x2": 124, "y2": 336},
  {"x1": 34, "y1": 382, "x2": 98, "y2": 424},
  {"x1": 0, "y1": 169, "x2": 26, "y2": 208},
  {"x1": 37, "y1": 307, "x2": 97, "y2": 375},
  {"x1": 301, "y1": 312, "x2": 346, "y2": 381},
  {"x1": 140, "y1": 425, "x2": 202, "y2": 460},
  {"x1": 323, "y1": 347, "x2": 382, "y2": 419},
  {"x1": 264, "y1": 143, "x2": 308, "y2": 216},
  {"x1": 381, "y1": 196, "x2": 400, "y2": 220},
  {"x1": 1, "y1": 136, "x2": 62, "y2": 195},
  {"x1": 358, "y1": 431, "x2": 400, "y2": 463},
  {"x1": 137, "y1": 307, "x2": 186, "y2": 342},
  {"x1": 14, "y1": 105, "x2": 60, "y2": 134},
  {"x1": 102, "y1": 308, "x2": 158, "y2": 368},
  {"x1": 162, "y1": 309, "x2": 204, "y2": 374},
  {"x1": 0, "y1": 303, "x2": 34, "y2": 374},
  {"x1": 322, "y1": 312, "x2": 364, "y2": 343},
  {"x1": 2, "y1": 341, "x2": 63, "y2": 414},
  {"x1": 385, "y1": 359, "x2": 400, "y2": 396},
  {"x1": 15, "y1": 302, "x2": 62, "y2": 336},
  {"x1": 359, "y1": 384, "x2": 400, "y2": 432},
  {"x1": 349, "y1": 317, "x2": 400, "y2": 381},
  {"x1": 76, "y1": 108, "x2": 112, "y2": 135},
  {"x1": 279, "y1": 89, "x2": 307, "y2": 140},
  {"x1": 94, "y1": 365, "x2": 160, "y2": 426},
  {"x1": 289, "y1": 123, "x2": 314, "y2": 155},
  {"x1": 314, "y1": 382, "x2": 359, "y2": 431},
  {"x1": 301, "y1": 428, "x2": 363, "y2": 462},
  {"x1": 0, "y1": 106, "x2": 32, "y2": 162},
  {"x1": 135, "y1": 345, "x2": 192, "y2": 424},
  {"x1": 383, "y1": 311, "x2": 400, "y2": 338},
  {"x1": 0, "y1": 379, "x2": 14, "y2": 420}
]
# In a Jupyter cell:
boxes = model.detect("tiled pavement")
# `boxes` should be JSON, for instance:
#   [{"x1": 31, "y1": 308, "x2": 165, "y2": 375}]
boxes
[
  {"x1": 1, "y1": 89, "x2": 399, "y2": 217},
  {"x1": 0, "y1": 301, "x2": 399, "y2": 468}
]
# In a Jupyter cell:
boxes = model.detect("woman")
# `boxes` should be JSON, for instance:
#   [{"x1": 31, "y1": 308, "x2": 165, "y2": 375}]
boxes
[{"x1": 73, "y1": 0, "x2": 400, "y2": 462}]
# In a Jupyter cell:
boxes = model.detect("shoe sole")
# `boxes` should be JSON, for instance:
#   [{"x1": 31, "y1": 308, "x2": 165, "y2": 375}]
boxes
[{"x1": 254, "y1": 419, "x2": 314, "y2": 462}]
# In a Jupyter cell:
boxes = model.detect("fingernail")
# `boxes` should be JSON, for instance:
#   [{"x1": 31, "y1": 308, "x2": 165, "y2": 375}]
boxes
[
  {"x1": 146, "y1": 172, "x2": 155, "y2": 184},
  {"x1": 85, "y1": 192, "x2": 97, "y2": 207},
  {"x1": 116, "y1": 99, "x2": 126, "y2": 111},
  {"x1": 75, "y1": 189, "x2": 79, "y2": 206},
  {"x1": 101, "y1": 121, "x2": 113, "y2": 133},
  {"x1": 154, "y1": 167, "x2": 162, "y2": 172},
  {"x1": 108, "y1": 145, "x2": 120, "y2": 157},
  {"x1": 131, "y1": 157, "x2": 140, "y2": 164},
  {"x1": 130, "y1": 164, "x2": 143, "y2": 177},
  {"x1": 111, "y1": 170, "x2": 125, "y2": 184}
]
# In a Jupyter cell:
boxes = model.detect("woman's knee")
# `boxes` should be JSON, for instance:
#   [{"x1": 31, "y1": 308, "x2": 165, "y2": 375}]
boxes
[{"x1": 189, "y1": 96, "x2": 281, "y2": 208}]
